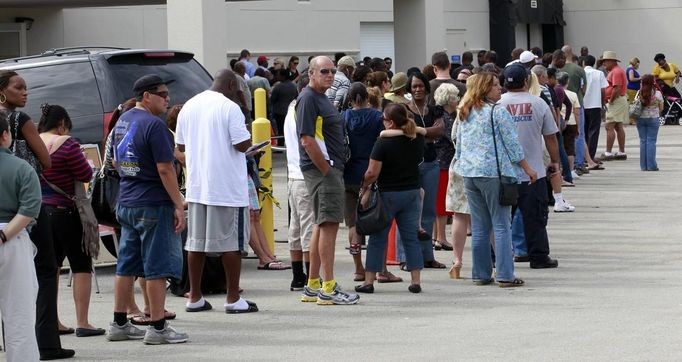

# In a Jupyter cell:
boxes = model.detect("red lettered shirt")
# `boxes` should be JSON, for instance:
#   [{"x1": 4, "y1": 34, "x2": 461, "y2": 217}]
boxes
[{"x1": 606, "y1": 65, "x2": 627, "y2": 99}]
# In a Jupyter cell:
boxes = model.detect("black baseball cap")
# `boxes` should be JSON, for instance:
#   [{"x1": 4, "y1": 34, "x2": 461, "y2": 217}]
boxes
[
  {"x1": 504, "y1": 64, "x2": 530, "y2": 84},
  {"x1": 132, "y1": 74, "x2": 174, "y2": 95}
]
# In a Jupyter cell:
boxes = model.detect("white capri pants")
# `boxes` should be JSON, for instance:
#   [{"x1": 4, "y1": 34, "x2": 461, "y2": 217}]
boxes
[{"x1": 0, "y1": 224, "x2": 40, "y2": 362}]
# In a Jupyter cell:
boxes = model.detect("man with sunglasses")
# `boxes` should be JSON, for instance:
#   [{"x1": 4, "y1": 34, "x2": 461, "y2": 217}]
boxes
[
  {"x1": 297, "y1": 56, "x2": 359, "y2": 305},
  {"x1": 107, "y1": 74, "x2": 188, "y2": 345}
]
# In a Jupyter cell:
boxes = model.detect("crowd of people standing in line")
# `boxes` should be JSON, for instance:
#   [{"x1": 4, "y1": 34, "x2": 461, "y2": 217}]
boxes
[{"x1": 0, "y1": 42, "x2": 674, "y2": 360}]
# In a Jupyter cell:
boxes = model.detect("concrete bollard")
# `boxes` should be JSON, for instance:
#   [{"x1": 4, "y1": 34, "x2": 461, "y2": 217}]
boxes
[{"x1": 252, "y1": 88, "x2": 275, "y2": 253}]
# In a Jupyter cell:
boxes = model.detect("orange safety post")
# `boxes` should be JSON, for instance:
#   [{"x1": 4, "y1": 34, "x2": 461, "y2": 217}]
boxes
[{"x1": 385, "y1": 220, "x2": 399, "y2": 265}]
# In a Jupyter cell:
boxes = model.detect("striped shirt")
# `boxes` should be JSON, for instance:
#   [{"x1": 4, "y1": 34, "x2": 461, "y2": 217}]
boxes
[{"x1": 40, "y1": 138, "x2": 93, "y2": 207}]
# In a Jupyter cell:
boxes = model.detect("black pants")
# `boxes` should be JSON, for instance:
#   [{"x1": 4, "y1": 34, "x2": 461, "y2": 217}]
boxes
[
  {"x1": 512, "y1": 178, "x2": 550, "y2": 263},
  {"x1": 584, "y1": 107, "x2": 602, "y2": 160},
  {"x1": 30, "y1": 206, "x2": 63, "y2": 353},
  {"x1": 273, "y1": 112, "x2": 286, "y2": 146}
]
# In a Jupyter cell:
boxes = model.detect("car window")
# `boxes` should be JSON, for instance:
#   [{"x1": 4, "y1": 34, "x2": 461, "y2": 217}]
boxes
[
  {"x1": 99, "y1": 54, "x2": 212, "y2": 112},
  {"x1": 16, "y1": 62, "x2": 103, "y2": 120}
]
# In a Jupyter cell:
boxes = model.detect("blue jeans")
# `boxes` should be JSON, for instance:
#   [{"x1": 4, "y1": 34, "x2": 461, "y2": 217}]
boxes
[
  {"x1": 463, "y1": 177, "x2": 515, "y2": 282},
  {"x1": 396, "y1": 161, "x2": 438, "y2": 263},
  {"x1": 116, "y1": 205, "x2": 182, "y2": 280},
  {"x1": 575, "y1": 107, "x2": 586, "y2": 166},
  {"x1": 557, "y1": 132, "x2": 572, "y2": 183},
  {"x1": 511, "y1": 208, "x2": 527, "y2": 257},
  {"x1": 365, "y1": 190, "x2": 424, "y2": 272},
  {"x1": 636, "y1": 117, "x2": 659, "y2": 170}
]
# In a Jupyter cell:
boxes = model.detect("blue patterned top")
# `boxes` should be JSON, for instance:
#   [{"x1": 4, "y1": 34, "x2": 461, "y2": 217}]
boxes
[{"x1": 454, "y1": 103, "x2": 525, "y2": 179}]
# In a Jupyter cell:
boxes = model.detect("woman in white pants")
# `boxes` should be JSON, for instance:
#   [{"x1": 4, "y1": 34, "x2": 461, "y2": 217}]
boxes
[{"x1": 0, "y1": 111, "x2": 42, "y2": 362}]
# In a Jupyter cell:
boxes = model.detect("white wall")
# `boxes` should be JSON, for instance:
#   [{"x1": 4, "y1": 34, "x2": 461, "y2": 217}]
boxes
[
  {"x1": 223, "y1": 0, "x2": 392, "y2": 65},
  {"x1": 563, "y1": 0, "x2": 678, "y2": 72},
  {"x1": 443, "y1": 0, "x2": 489, "y2": 60}
]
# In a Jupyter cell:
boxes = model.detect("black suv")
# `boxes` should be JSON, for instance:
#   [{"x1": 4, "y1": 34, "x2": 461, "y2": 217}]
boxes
[
  {"x1": 0, "y1": 47, "x2": 213, "y2": 250},
  {"x1": 0, "y1": 47, "x2": 213, "y2": 145}
]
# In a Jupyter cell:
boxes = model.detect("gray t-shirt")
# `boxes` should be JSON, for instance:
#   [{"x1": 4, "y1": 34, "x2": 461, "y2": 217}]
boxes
[
  {"x1": 499, "y1": 91, "x2": 558, "y2": 182},
  {"x1": 296, "y1": 86, "x2": 347, "y2": 172}
]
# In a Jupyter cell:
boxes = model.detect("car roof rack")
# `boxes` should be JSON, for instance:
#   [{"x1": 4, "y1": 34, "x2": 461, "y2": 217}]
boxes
[
  {"x1": 0, "y1": 46, "x2": 130, "y2": 64},
  {"x1": 41, "y1": 46, "x2": 130, "y2": 56}
]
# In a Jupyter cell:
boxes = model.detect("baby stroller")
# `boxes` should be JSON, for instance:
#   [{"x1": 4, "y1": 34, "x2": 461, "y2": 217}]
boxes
[{"x1": 657, "y1": 80, "x2": 682, "y2": 125}]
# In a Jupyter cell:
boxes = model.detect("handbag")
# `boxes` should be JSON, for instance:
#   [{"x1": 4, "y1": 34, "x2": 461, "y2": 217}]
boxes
[
  {"x1": 628, "y1": 90, "x2": 643, "y2": 118},
  {"x1": 41, "y1": 174, "x2": 100, "y2": 259},
  {"x1": 489, "y1": 104, "x2": 519, "y2": 207},
  {"x1": 355, "y1": 182, "x2": 391, "y2": 236},
  {"x1": 9, "y1": 112, "x2": 42, "y2": 173}
]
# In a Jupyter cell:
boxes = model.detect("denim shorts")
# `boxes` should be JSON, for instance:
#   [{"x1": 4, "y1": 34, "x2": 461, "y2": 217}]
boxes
[{"x1": 116, "y1": 205, "x2": 182, "y2": 280}]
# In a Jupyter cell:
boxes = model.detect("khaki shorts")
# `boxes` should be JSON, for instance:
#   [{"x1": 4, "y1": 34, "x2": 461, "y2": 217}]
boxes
[
  {"x1": 287, "y1": 179, "x2": 314, "y2": 252},
  {"x1": 606, "y1": 96, "x2": 628, "y2": 123},
  {"x1": 302, "y1": 167, "x2": 345, "y2": 224}
]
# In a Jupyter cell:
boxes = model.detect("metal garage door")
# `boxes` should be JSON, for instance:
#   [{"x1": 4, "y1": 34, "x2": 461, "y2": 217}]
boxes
[{"x1": 360, "y1": 22, "x2": 395, "y2": 71}]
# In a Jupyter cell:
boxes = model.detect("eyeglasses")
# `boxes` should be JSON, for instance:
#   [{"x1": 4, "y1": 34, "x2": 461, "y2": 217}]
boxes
[
  {"x1": 319, "y1": 68, "x2": 337, "y2": 75},
  {"x1": 148, "y1": 91, "x2": 169, "y2": 99}
]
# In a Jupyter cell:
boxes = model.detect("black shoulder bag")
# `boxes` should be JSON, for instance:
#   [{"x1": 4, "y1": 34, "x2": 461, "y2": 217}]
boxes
[
  {"x1": 490, "y1": 104, "x2": 519, "y2": 207},
  {"x1": 355, "y1": 182, "x2": 391, "y2": 236}
]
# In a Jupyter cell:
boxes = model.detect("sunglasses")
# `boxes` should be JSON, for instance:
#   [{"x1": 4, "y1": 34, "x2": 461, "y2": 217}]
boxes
[
  {"x1": 319, "y1": 68, "x2": 337, "y2": 75},
  {"x1": 148, "y1": 91, "x2": 169, "y2": 99}
]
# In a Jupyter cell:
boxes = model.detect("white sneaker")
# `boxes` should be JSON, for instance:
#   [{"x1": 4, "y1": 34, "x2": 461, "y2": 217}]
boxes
[
  {"x1": 554, "y1": 200, "x2": 576, "y2": 213},
  {"x1": 571, "y1": 170, "x2": 580, "y2": 179}
]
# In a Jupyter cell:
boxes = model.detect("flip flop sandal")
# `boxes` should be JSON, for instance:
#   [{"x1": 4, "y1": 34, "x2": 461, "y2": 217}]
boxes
[
  {"x1": 353, "y1": 273, "x2": 366, "y2": 282},
  {"x1": 258, "y1": 261, "x2": 288, "y2": 270},
  {"x1": 588, "y1": 164, "x2": 605, "y2": 170},
  {"x1": 474, "y1": 278, "x2": 494, "y2": 286},
  {"x1": 498, "y1": 278, "x2": 525, "y2": 288},
  {"x1": 377, "y1": 272, "x2": 403, "y2": 283},
  {"x1": 143, "y1": 309, "x2": 178, "y2": 319},
  {"x1": 225, "y1": 300, "x2": 259, "y2": 314},
  {"x1": 59, "y1": 327, "x2": 75, "y2": 335},
  {"x1": 424, "y1": 260, "x2": 446, "y2": 269},
  {"x1": 129, "y1": 314, "x2": 152, "y2": 325}
]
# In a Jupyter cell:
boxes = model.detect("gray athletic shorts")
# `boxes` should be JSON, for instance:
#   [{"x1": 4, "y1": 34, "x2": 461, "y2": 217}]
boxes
[{"x1": 185, "y1": 202, "x2": 249, "y2": 253}]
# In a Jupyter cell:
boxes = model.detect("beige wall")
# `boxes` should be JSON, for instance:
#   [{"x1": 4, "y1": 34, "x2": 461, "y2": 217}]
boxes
[
  {"x1": 4, "y1": 0, "x2": 682, "y2": 75},
  {"x1": 0, "y1": 8, "x2": 64, "y2": 55},
  {"x1": 563, "y1": 0, "x2": 678, "y2": 72}
]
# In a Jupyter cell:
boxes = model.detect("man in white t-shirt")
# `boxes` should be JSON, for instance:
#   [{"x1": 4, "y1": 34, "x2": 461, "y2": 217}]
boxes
[
  {"x1": 284, "y1": 77, "x2": 314, "y2": 291},
  {"x1": 499, "y1": 64, "x2": 560, "y2": 269},
  {"x1": 176, "y1": 69, "x2": 259, "y2": 314},
  {"x1": 583, "y1": 55, "x2": 609, "y2": 160}
]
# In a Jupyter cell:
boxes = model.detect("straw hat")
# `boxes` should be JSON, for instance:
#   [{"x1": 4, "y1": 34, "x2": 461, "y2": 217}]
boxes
[
  {"x1": 390, "y1": 72, "x2": 408, "y2": 92},
  {"x1": 602, "y1": 51, "x2": 620, "y2": 62}
]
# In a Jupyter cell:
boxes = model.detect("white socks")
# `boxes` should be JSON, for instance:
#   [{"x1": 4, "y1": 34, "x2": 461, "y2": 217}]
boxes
[
  {"x1": 186, "y1": 296, "x2": 205, "y2": 308},
  {"x1": 553, "y1": 192, "x2": 564, "y2": 204},
  {"x1": 224, "y1": 298, "x2": 248, "y2": 311}
]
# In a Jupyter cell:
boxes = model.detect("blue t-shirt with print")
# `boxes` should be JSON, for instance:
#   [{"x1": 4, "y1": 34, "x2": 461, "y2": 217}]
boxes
[{"x1": 112, "y1": 108, "x2": 175, "y2": 207}]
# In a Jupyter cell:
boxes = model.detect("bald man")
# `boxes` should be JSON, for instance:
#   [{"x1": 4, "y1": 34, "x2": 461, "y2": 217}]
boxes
[
  {"x1": 297, "y1": 56, "x2": 360, "y2": 305},
  {"x1": 176, "y1": 68, "x2": 259, "y2": 315}
]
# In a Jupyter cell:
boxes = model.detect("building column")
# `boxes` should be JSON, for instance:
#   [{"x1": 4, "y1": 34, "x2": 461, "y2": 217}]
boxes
[
  {"x1": 393, "y1": 0, "x2": 445, "y2": 72},
  {"x1": 167, "y1": 0, "x2": 226, "y2": 75}
]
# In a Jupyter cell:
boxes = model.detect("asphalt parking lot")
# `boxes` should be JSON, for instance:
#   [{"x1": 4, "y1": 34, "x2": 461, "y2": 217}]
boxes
[{"x1": 17, "y1": 124, "x2": 682, "y2": 361}]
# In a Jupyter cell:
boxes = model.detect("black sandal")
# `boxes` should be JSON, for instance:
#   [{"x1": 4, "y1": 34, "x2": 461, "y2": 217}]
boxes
[
  {"x1": 498, "y1": 278, "x2": 525, "y2": 288},
  {"x1": 423, "y1": 260, "x2": 446, "y2": 269}
]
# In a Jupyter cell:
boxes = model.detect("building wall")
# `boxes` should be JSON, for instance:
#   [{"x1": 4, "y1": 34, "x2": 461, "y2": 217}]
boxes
[
  {"x1": 223, "y1": 0, "x2": 392, "y2": 66},
  {"x1": 3, "y1": 0, "x2": 681, "y2": 74},
  {"x1": 563, "y1": 0, "x2": 679, "y2": 72}
]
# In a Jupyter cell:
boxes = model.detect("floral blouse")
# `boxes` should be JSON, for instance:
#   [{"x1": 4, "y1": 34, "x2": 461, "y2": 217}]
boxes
[
  {"x1": 454, "y1": 103, "x2": 524, "y2": 179},
  {"x1": 640, "y1": 90, "x2": 664, "y2": 119}
]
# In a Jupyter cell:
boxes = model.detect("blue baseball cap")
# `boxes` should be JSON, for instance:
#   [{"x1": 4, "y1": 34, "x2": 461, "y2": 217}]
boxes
[{"x1": 503, "y1": 64, "x2": 530, "y2": 84}]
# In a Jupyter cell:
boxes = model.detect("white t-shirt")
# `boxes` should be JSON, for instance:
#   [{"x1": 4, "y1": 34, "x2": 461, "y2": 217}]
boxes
[
  {"x1": 176, "y1": 90, "x2": 251, "y2": 207},
  {"x1": 283, "y1": 100, "x2": 303, "y2": 180},
  {"x1": 499, "y1": 91, "x2": 558, "y2": 182},
  {"x1": 561, "y1": 89, "x2": 580, "y2": 126},
  {"x1": 583, "y1": 66, "x2": 608, "y2": 109}
]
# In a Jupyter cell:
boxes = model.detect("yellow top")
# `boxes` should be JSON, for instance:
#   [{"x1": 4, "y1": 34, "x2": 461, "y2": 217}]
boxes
[{"x1": 652, "y1": 63, "x2": 679, "y2": 87}]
